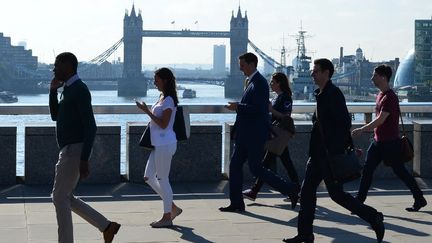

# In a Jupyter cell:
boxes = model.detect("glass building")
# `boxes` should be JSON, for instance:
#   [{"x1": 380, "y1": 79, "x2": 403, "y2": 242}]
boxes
[
  {"x1": 394, "y1": 49, "x2": 415, "y2": 87},
  {"x1": 415, "y1": 19, "x2": 432, "y2": 85}
]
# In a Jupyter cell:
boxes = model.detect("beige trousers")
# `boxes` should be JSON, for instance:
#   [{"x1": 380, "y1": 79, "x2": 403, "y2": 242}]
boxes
[{"x1": 51, "y1": 143, "x2": 109, "y2": 243}]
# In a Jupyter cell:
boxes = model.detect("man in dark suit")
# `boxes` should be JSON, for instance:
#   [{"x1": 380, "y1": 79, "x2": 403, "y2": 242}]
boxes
[{"x1": 219, "y1": 52, "x2": 299, "y2": 212}]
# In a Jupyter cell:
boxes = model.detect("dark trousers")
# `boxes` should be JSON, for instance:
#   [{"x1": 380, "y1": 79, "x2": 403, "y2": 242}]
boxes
[
  {"x1": 357, "y1": 141, "x2": 423, "y2": 202},
  {"x1": 251, "y1": 147, "x2": 300, "y2": 193},
  {"x1": 229, "y1": 140, "x2": 297, "y2": 207},
  {"x1": 298, "y1": 157, "x2": 378, "y2": 236}
]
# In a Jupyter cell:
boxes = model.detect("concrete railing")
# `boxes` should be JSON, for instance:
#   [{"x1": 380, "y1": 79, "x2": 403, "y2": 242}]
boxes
[
  {"x1": 23, "y1": 124, "x2": 120, "y2": 184},
  {"x1": 1, "y1": 104, "x2": 432, "y2": 185},
  {"x1": 2, "y1": 102, "x2": 432, "y2": 115}
]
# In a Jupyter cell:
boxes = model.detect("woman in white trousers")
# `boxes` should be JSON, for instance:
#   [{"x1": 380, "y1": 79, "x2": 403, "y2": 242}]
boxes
[{"x1": 136, "y1": 67, "x2": 182, "y2": 228}]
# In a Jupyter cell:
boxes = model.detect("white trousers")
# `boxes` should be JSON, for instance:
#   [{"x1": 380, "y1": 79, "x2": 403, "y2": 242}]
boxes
[
  {"x1": 51, "y1": 143, "x2": 110, "y2": 243},
  {"x1": 144, "y1": 142, "x2": 177, "y2": 213}
]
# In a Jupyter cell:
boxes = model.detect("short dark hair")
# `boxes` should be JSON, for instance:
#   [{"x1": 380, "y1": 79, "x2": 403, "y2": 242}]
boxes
[
  {"x1": 374, "y1": 64, "x2": 392, "y2": 81},
  {"x1": 56, "y1": 52, "x2": 78, "y2": 73},
  {"x1": 313, "y1": 58, "x2": 334, "y2": 78},
  {"x1": 239, "y1": 52, "x2": 258, "y2": 67}
]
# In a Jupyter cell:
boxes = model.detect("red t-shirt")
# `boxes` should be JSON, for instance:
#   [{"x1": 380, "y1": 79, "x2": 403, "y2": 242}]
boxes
[{"x1": 374, "y1": 89, "x2": 400, "y2": 142}]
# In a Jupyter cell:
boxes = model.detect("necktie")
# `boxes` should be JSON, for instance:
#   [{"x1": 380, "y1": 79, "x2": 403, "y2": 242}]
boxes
[{"x1": 244, "y1": 78, "x2": 249, "y2": 90}]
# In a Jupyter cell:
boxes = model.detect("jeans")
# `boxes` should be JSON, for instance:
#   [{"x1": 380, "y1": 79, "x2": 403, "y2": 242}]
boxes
[
  {"x1": 297, "y1": 156, "x2": 378, "y2": 236},
  {"x1": 357, "y1": 140, "x2": 423, "y2": 202}
]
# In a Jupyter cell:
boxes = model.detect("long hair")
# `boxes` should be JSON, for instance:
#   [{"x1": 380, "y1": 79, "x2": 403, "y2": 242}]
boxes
[
  {"x1": 155, "y1": 67, "x2": 179, "y2": 106},
  {"x1": 272, "y1": 72, "x2": 292, "y2": 97}
]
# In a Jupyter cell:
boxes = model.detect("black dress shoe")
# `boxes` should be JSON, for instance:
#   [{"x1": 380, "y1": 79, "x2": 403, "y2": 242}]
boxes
[
  {"x1": 282, "y1": 234, "x2": 314, "y2": 243},
  {"x1": 371, "y1": 212, "x2": 385, "y2": 243},
  {"x1": 219, "y1": 205, "x2": 245, "y2": 212},
  {"x1": 406, "y1": 197, "x2": 427, "y2": 212}
]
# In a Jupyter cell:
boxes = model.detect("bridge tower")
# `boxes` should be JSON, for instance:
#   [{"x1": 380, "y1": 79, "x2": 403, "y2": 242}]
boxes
[
  {"x1": 120, "y1": 5, "x2": 147, "y2": 96},
  {"x1": 226, "y1": 7, "x2": 248, "y2": 98}
]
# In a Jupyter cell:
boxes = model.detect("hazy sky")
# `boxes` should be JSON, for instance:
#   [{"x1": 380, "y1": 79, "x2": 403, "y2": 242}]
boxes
[{"x1": 0, "y1": 0, "x2": 430, "y2": 65}]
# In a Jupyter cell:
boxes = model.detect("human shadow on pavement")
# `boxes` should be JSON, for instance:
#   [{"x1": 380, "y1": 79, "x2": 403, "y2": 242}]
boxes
[
  {"x1": 246, "y1": 202, "x2": 292, "y2": 210},
  {"x1": 384, "y1": 213, "x2": 432, "y2": 225},
  {"x1": 242, "y1": 209, "x2": 380, "y2": 242},
  {"x1": 241, "y1": 203, "x2": 430, "y2": 242},
  {"x1": 171, "y1": 225, "x2": 213, "y2": 243}
]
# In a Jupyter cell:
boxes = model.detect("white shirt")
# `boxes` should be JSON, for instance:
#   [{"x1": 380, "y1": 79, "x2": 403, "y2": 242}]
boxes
[
  {"x1": 247, "y1": 70, "x2": 258, "y2": 82},
  {"x1": 149, "y1": 96, "x2": 177, "y2": 146}
]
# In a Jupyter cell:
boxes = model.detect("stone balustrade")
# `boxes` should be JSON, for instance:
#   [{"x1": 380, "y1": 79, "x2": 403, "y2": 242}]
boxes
[{"x1": 0, "y1": 121, "x2": 430, "y2": 185}]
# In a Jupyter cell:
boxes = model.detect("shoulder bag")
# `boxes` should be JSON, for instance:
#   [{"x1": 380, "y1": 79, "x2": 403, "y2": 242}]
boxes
[
  {"x1": 316, "y1": 117, "x2": 362, "y2": 184},
  {"x1": 382, "y1": 107, "x2": 414, "y2": 165},
  {"x1": 399, "y1": 109, "x2": 414, "y2": 163},
  {"x1": 173, "y1": 106, "x2": 190, "y2": 141},
  {"x1": 139, "y1": 123, "x2": 154, "y2": 150},
  {"x1": 264, "y1": 119, "x2": 293, "y2": 156}
]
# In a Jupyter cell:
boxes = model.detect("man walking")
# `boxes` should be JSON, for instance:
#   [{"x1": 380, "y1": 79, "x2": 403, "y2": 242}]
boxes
[
  {"x1": 352, "y1": 64, "x2": 427, "y2": 211},
  {"x1": 49, "y1": 52, "x2": 120, "y2": 243},
  {"x1": 219, "y1": 52, "x2": 299, "y2": 212},
  {"x1": 284, "y1": 58, "x2": 384, "y2": 243}
]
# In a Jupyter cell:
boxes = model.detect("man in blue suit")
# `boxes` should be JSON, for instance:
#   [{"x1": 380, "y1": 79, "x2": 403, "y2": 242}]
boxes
[{"x1": 219, "y1": 52, "x2": 299, "y2": 212}]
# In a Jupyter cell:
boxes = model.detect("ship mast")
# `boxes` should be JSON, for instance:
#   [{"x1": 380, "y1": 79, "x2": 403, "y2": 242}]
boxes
[{"x1": 291, "y1": 22, "x2": 312, "y2": 74}]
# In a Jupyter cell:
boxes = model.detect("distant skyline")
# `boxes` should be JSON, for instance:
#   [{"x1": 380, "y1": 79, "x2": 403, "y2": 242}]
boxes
[{"x1": 0, "y1": 0, "x2": 431, "y2": 65}]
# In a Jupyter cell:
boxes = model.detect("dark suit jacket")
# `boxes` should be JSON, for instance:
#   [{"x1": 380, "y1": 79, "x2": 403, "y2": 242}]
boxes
[
  {"x1": 233, "y1": 71, "x2": 270, "y2": 146},
  {"x1": 309, "y1": 80, "x2": 351, "y2": 157}
]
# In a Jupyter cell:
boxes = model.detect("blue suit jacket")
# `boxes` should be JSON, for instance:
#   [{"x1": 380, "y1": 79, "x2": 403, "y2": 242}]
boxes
[{"x1": 233, "y1": 71, "x2": 270, "y2": 146}]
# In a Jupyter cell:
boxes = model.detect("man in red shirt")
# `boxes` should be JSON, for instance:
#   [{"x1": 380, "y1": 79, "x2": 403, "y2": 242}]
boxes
[{"x1": 352, "y1": 64, "x2": 427, "y2": 212}]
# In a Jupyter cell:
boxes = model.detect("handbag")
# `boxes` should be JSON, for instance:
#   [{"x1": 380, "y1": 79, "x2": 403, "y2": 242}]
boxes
[
  {"x1": 400, "y1": 136, "x2": 414, "y2": 163},
  {"x1": 316, "y1": 117, "x2": 362, "y2": 183},
  {"x1": 139, "y1": 123, "x2": 154, "y2": 149},
  {"x1": 264, "y1": 121, "x2": 293, "y2": 156},
  {"x1": 399, "y1": 111, "x2": 414, "y2": 163},
  {"x1": 173, "y1": 106, "x2": 190, "y2": 141},
  {"x1": 384, "y1": 108, "x2": 414, "y2": 165},
  {"x1": 328, "y1": 147, "x2": 363, "y2": 183}
]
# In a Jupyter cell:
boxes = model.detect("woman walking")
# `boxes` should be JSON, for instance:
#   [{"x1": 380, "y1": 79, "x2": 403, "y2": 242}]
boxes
[
  {"x1": 243, "y1": 72, "x2": 301, "y2": 201},
  {"x1": 135, "y1": 67, "x2": 182, "y2": 228}
]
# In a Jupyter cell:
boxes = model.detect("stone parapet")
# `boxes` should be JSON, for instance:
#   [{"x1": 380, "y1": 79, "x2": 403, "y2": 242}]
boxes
[
  {"x1": 0, "y1": 126, "x2": 16, "y2": 185},
  {"x1": 24, "y1": 124, "x2": 121, "y2": 184},
  {"x1": 126, "y1": 123, "x2": 223, "y2": 183}
]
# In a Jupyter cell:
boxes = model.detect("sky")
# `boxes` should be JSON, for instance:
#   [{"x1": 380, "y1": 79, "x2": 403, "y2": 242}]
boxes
[{"x1": 0, "y1": 0, "x2": 431, "y2": 66}]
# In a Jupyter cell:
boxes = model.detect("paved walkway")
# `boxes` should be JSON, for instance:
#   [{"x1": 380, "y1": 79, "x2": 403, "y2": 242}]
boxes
[{"x1": 0, "y1": 179, "x2": 431, "y2": 243}]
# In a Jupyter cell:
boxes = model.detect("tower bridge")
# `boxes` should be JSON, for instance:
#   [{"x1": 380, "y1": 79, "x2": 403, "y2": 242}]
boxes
[
  {"x1": 121, "y1": 4, "x2": 247, "y2": 98},
  {"x1": 141, "y1": 30, "x2": 231, "y2": 38},
  {"x1": 8, "y1": 4, "x2": 362, "y2": 97}
]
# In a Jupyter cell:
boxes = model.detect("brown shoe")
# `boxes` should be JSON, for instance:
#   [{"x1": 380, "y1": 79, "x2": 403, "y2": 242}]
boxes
[{"x1": 103, "y1": 221, "x2": 121, "y2": 243}]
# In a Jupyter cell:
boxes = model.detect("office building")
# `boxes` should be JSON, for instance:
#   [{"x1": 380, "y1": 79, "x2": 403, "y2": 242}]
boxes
[
  {"x1": 213, "y1": 44, "x2": 226, "y2": 74},
  {"x1": 414, "y1": 18, "x2": 432, "y2": 85}
]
